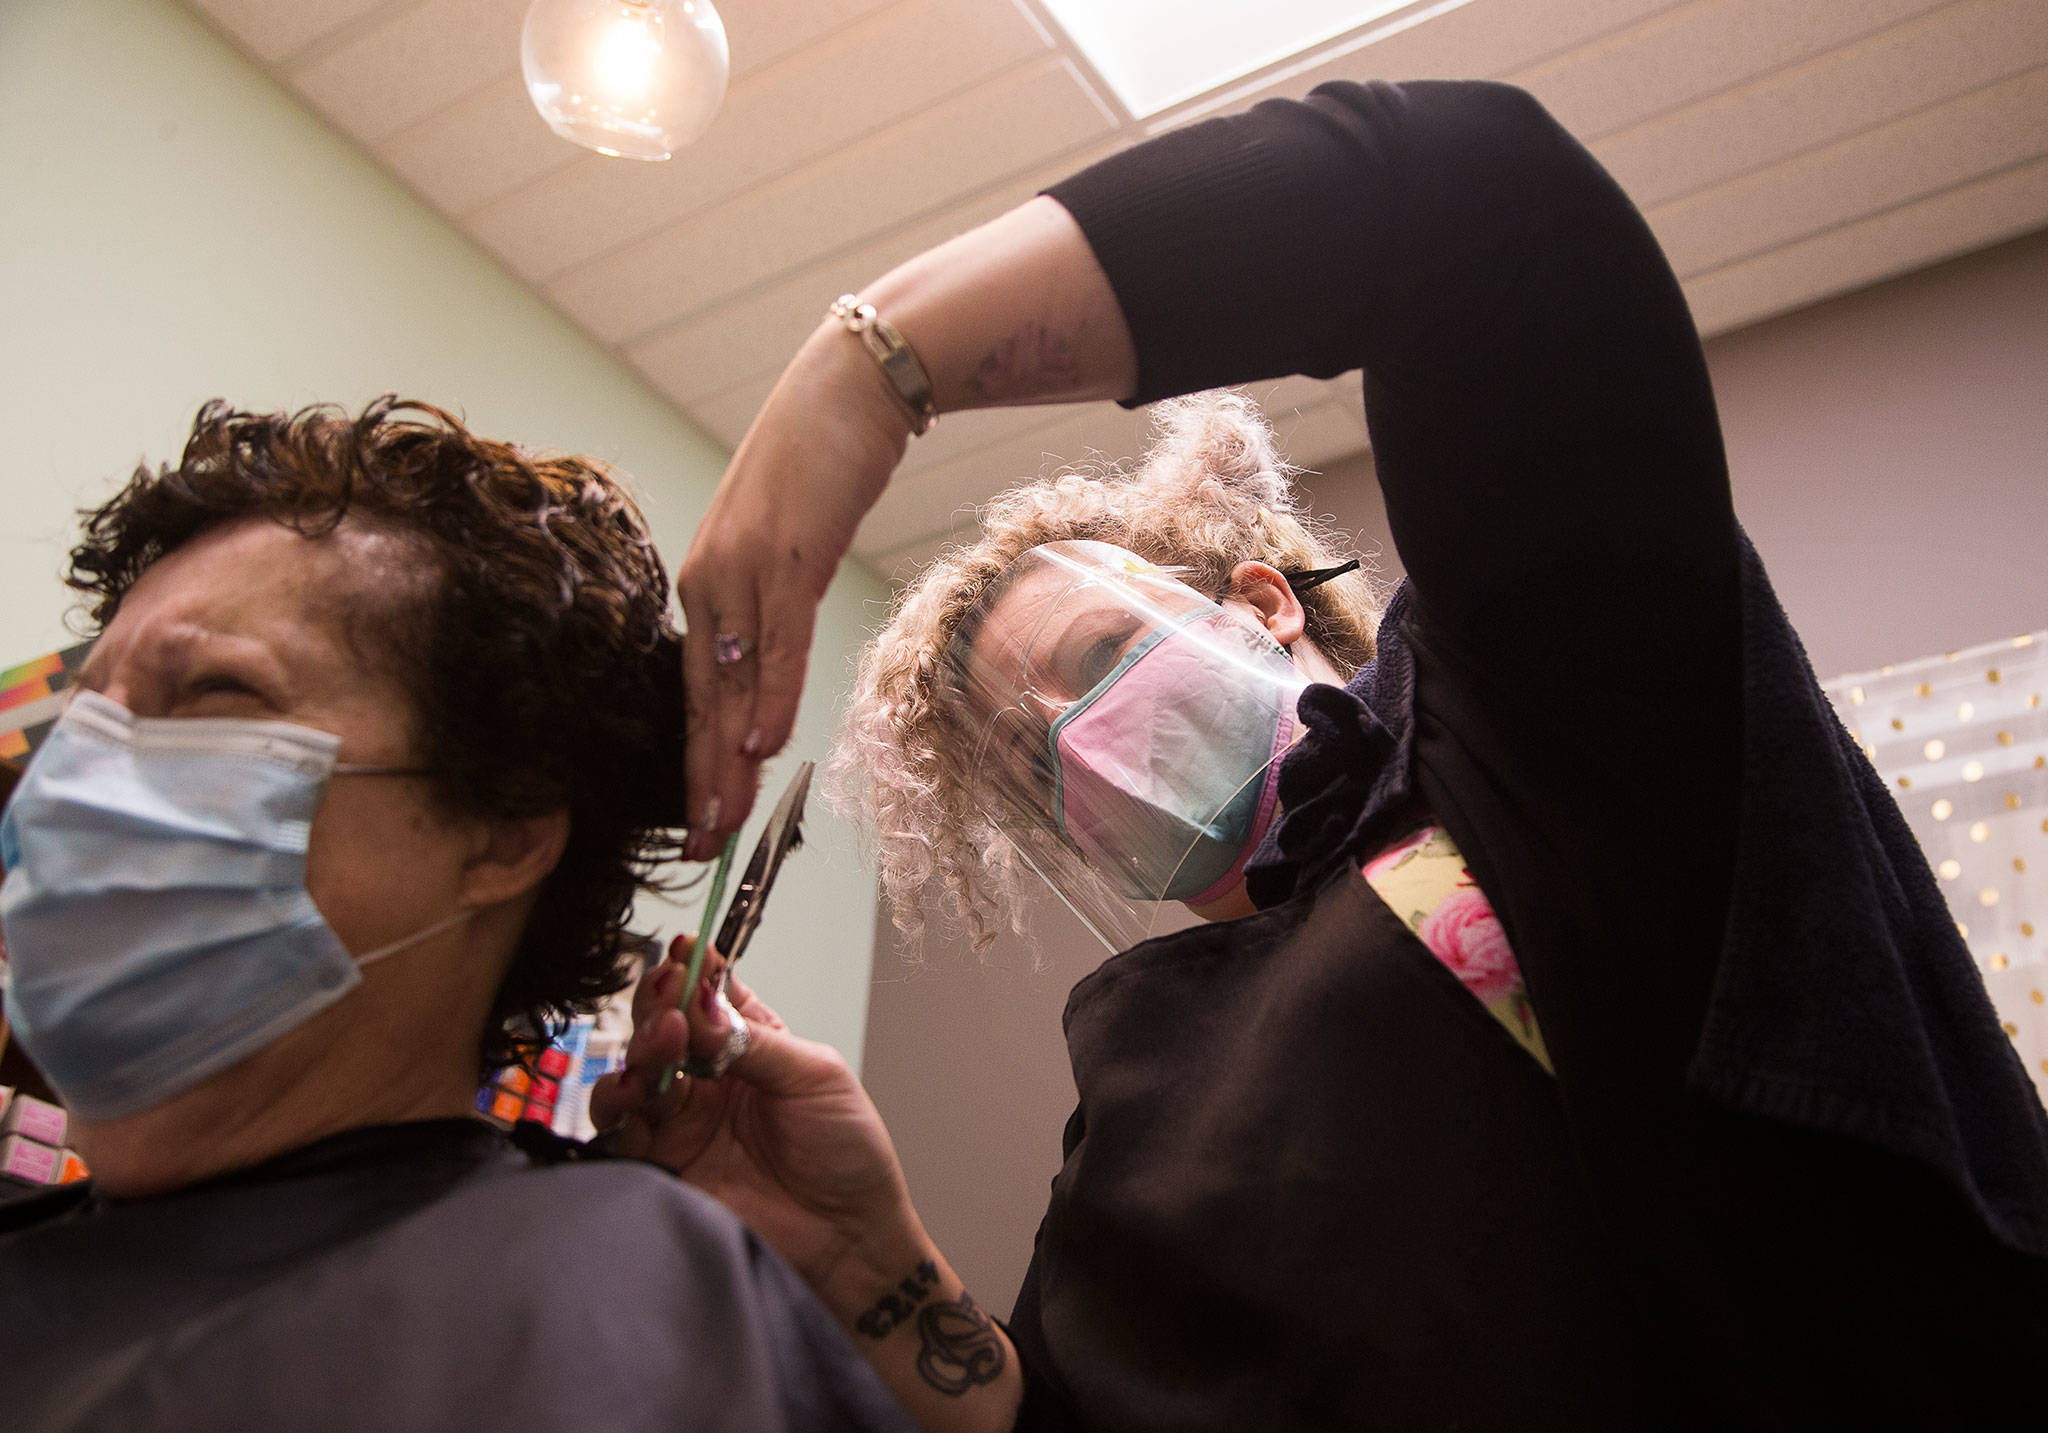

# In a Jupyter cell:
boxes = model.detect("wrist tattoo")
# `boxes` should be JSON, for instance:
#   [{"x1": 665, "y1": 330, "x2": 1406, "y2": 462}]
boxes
[
  {"x1": 965, "y1": 323, "x2": 1079, "y2": 402},
  {"x1": 855, "y1": 1258, "x2": 940, "y2": 1340},
  {"x1": 915, "y1": 1292, "x2": 1005, "y2": 1396}
]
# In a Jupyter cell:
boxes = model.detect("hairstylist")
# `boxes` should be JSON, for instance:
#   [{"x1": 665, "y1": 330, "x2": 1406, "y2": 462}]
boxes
[{"x1": 651, "y1": 80, "x2": 2048, "y2": 1429}]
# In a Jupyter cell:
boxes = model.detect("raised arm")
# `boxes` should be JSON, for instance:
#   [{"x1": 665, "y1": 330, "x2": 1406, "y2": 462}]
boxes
[
  {"x1": 1043, "y1": 79, "x2": 1738, "y2": 699},
  {"x1": 677, "y1": 198, "x2": 1134, "y2": 857},
  {"x1": 678, "y1": 79, "x2": 1735, "y2": 848}
]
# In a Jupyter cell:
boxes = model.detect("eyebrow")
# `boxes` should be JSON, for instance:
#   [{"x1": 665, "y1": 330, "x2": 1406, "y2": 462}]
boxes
[{"x1": 944, "y1": 558, "x2": 1039, "y2": 690}]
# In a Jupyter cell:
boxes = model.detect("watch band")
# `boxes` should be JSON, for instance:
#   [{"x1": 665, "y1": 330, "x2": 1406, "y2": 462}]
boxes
[{"x1": 828, "y1": 293, "x2": 938, "y2": 435}]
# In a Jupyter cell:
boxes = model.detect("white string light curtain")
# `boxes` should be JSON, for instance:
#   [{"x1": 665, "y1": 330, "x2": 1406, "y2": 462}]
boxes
[{"x1": 1824, "y1": 631, "x2": 2048, "y2": 1108}]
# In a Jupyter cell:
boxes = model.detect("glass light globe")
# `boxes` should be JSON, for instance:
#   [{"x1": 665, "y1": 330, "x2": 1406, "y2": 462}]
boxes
[{"x1": 522, "y1": 0, "x2": 729, "y2": 161}]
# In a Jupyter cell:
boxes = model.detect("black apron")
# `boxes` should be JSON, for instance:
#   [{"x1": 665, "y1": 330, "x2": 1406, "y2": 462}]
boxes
[{"x1": 1008, "y1": 862, "x2": 1644, "y2": 1432}]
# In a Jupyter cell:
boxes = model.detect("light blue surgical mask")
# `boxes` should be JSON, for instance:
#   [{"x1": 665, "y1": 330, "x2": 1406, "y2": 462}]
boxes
[{"x1": 0, "y1": 691, "x2": 466, "y2": 1122}]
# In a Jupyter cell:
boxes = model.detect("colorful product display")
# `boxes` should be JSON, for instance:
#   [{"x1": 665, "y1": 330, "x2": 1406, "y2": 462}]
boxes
[
  {"x1": 0, "y1": 1087, "x2": 88, "y2": 1191},
  {"x1": 1, "y1": 1091, "x2": 67, "y2": 1147},
  {"x1": 0, "y1": 1134, "x2": 59, "y2": 1185},
  {"x1": 472, "y1": 1010, "x2": 628, "y2": 1141},
  {"x1": 0, "y1": 642, "x2": 90, "y2": 764}
]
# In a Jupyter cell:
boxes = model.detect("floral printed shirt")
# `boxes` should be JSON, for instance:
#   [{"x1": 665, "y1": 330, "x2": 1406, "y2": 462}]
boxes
[{"x1": 1360, "y1": 826, "x2": 1551, "y2": 1072}]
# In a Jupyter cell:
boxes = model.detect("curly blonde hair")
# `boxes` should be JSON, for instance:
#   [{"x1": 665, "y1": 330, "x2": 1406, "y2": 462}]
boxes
[{"x1": 830, "y1": 391, "x2": 1383, "y2": 952}]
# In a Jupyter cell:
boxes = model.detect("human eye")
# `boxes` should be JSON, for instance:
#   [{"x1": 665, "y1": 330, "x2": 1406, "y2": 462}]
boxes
[
  {"x1": 1074, "y1": 634, "x2": 1125, "y2": 691},
  {"x1": 180, "y1": 670, "x2": 273, "y2": 714},
  {"x1": 1053, "y1": 614, "x2": 1142, "y2": 697},
  {"x1": 192, "y1": 672, "x2": 255, "y2": 694}
]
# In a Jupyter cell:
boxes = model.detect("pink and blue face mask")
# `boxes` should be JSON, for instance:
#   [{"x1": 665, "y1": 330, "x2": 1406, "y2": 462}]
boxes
[
  {"x1": 948, "y1": 542, "x2": 1313, "y2": 930},
  {"x1": 1048, "y1": 608, "x2": 1297, "y2": 905}
]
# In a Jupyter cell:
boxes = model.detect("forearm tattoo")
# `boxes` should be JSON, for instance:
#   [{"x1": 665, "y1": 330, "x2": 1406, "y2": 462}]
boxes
[
  {"x1": 915, "y1": 1292, "x2": 1005, "y2": 1396},
  {"x1": 855, "y1": 1261, "x2": 1007, "y2": 1396},
  {"x1": 964, "y1": 322, "x2": 1080, "y2": 402},
  {"x1": 856, "y1": 1259, "x2": 940, "y2": 1340}
]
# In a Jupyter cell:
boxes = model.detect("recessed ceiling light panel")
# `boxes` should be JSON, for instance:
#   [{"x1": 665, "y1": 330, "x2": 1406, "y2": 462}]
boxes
[{"x1": 1037, "y1": 0, "x2": 1423, "y2": 118}]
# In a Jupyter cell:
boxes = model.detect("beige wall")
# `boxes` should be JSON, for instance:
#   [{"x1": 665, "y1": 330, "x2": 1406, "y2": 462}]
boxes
[
  {"x1": 0, "y1": 0, "x2": 887, "y2": 1067},
  {"x1": 860, "y1": 223, "x2": 2048, "y2": 1313}
]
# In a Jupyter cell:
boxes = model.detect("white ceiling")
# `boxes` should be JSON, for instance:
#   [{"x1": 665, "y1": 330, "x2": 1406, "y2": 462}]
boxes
[{"x1": 187, "y1": 0, "x2": 2048, "y2": 580}]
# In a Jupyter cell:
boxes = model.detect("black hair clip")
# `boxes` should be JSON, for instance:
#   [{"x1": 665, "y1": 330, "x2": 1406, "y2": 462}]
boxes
[{"x1": 1282, "y1": 558, "x2": 1362, "y2": 594}]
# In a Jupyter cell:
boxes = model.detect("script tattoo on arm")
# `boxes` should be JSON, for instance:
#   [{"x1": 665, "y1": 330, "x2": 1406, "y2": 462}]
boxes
[
  {"x1": 855, "y1": 1259, "x2": 941, "y2": 1341},
  {"x1": 963, "y1": 322, "x2": 1082, "y2": 403},
  {"x1": 914, "y1": 1292, "x2": 1006, "y2": 1396}
]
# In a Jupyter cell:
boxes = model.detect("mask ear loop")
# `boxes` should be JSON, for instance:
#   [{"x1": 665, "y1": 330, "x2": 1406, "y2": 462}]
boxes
[
  {"x1": 326, "y1": 765, "x2": 467, "y2": 968},
  {"x1": 355, "y1": 908, "x2": 472, "y2": 969}
]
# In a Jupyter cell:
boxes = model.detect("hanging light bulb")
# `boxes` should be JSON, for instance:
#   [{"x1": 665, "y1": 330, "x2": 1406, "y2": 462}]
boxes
[{"x1": 522, "y1": 0, "x2": 729, "y2": 161}]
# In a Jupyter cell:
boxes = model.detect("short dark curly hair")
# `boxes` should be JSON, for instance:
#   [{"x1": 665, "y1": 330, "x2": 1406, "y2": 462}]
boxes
[{"x1": 66, "y1": 396, "x2": 688, "y2": 1071}]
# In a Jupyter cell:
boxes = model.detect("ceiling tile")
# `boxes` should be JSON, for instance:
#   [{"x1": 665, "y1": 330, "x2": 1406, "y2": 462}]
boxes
[
  {"x1": 864, "y1": 521, "x2": 980, "y2": 581},
  {"x1": 1650, "y1": 64, "x2": 2048, "y2": 278},
  {"x1": 290, "y1": 0, "x2": 524, "y2": 145},
  {"x1": 546, "y1": 57, "x2": 1117, "y2": 343},
  {"x1": 895, "y1": 405, "x2": 1094, "y2": 479},
  {"x1": 855, "y1": 402, "x2": 1151, "y2": 555},
  {"x1": 1596, "y1": 0, "x2": 2048, "y2": 211},
  {"x1": 469, "y1": 0, "x2": 1052, "y2": 278},
  {"x1": 1509, "y1": 0, "x2": 1945, "y2": 141},
  {"x1": 860, "y1": 386, "x2": 1368, "y2": 573},
  {"x1": 190, "y1": 0, "x2": 2048, "y2": 525},
  {"x1": 1685, "y1": 152, "x2": 2048, "y2": 334},
  {"x1": 721, "y1": 0, "x2": 900, "y2": 80},
  {"x1": 377, "y1": 71, "x2": 582, "y2": 216},
  {"x1": 186, "y1": 0, "x2": 398, "y2": 64},
  {"x1": 628, "y1": 145, "x2": 1123, "y2": 404}
]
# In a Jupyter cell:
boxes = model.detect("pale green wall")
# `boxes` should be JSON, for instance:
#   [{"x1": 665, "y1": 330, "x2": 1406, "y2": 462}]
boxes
[{"x1": 0, "y1": 0, "x2": 886, "y2": 1067}]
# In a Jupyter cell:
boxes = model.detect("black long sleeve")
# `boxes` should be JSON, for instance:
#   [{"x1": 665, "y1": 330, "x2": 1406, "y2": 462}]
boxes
[
  {"x1": 1050, "y1": 77, "x2": 1745, "y2": 1215},
  {"x1": 1049, "y1": 80, "x2": 1739, "y2": 696},
  {"x1": 1036, "y1": 79, "x2": 2048, "y2": 1427}
]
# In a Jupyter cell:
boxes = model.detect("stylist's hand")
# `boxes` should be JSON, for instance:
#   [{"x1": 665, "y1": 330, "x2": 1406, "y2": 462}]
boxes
[
  {"x1": 591, "y1": 936, "x2": 925, "y2": 1294},
  {"x1": 599, "y1": 943, "x2": 1025, "y2": 1432},
  {"x1": 676, "y1": 197, "x2": 1137, "y2": 852},
  {"x1": 676, "y1": 329, "x2": 912, "y2": 858}
]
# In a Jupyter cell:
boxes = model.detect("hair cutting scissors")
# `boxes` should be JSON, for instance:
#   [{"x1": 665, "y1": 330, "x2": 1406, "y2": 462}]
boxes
[{"x1": 661, "y1": 759, "x2": 812, "y2": 1087}]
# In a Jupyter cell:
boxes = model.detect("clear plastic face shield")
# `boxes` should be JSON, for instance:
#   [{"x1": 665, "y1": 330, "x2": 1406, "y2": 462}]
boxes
[{"x1": 942, "y1": 540, "x2": 1311, "y2": 952}]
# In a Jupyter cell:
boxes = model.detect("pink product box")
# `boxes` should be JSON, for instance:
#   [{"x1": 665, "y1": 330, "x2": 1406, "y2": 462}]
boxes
[
  {"x1": 1, "y1": 1093, "x2": 66, "y2": 1147},
  {"x1": 0, "y1": 1134, "x2": 59, "y2": 1186}
]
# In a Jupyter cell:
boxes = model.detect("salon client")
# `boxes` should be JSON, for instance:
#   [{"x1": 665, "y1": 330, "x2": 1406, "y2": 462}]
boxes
[
  {"x1": 0, "y1": 401, "x2": 916, "y2": 1433},
  {"x1": 609, "y1": 79, "x2": 2048, "y2": 1430}
]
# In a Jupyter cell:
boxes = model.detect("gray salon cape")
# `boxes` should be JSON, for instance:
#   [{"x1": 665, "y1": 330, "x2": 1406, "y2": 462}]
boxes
[{"x1": 0, "y1": 1119, "x2": 916, "y2": 1433}]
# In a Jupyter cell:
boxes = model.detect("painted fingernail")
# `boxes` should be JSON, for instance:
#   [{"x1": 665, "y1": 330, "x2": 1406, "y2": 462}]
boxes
[{"x1": 741, "y1": 728, "x2": 765, "y2": 758}]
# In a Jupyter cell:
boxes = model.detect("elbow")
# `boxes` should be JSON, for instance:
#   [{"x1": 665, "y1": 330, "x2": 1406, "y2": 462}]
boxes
[{"x1": 1427, "y1": 80, "x2": 1590, "y2": 194}]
